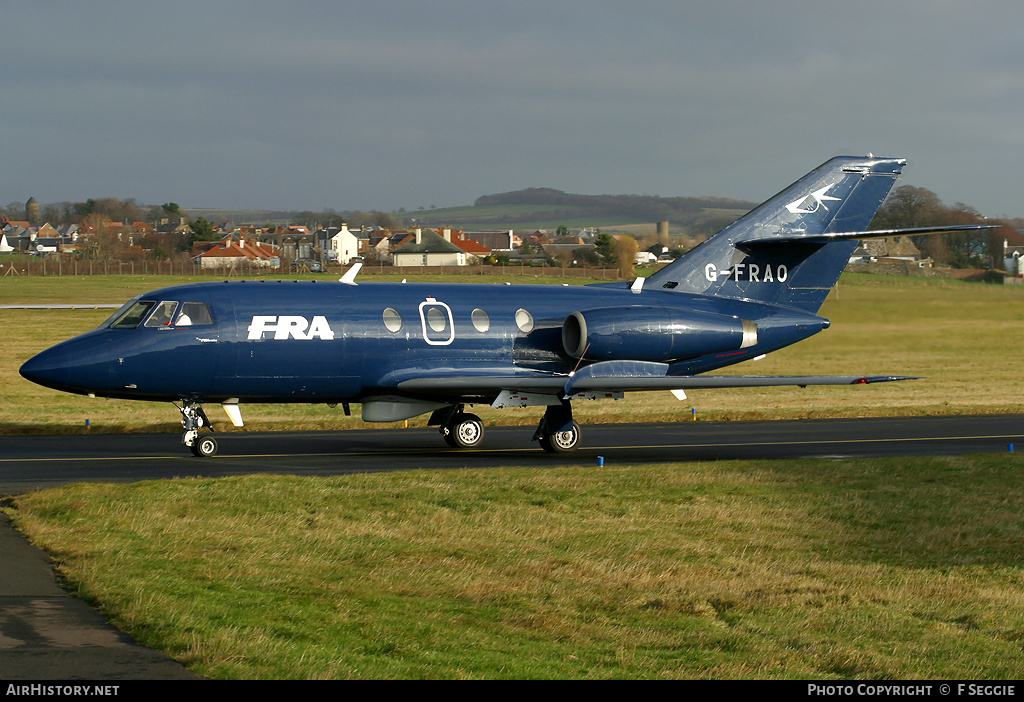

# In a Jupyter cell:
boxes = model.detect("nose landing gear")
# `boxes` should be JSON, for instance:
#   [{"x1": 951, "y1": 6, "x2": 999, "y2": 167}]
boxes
[{"x1": 178, "y1": 401, "x2": 218, "y2": 457}]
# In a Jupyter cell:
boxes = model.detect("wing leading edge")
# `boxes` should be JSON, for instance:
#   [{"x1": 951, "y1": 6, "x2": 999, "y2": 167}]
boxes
[{"x1": 395, "y1": 362, "x2": 919, "y2": 400}]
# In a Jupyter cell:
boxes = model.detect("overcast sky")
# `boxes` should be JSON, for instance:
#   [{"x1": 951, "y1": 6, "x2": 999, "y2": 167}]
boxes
[{"x1": 4, "y1": 1, "x2": 1023, "y2": 218}]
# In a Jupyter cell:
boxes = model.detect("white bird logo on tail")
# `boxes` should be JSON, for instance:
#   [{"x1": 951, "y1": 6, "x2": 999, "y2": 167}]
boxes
[{"x1": 786, "y1": 184, "x2": 841, "y2": 214}]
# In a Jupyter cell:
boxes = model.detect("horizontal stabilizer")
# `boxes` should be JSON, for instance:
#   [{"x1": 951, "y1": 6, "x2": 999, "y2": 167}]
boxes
[{"x1": 742, "y1": 223, "x2": 998, "y2": 245}]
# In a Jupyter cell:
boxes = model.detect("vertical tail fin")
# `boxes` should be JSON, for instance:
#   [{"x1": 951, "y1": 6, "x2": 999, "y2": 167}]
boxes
[{"x1": 648, "y1": 156, "x2": 906, "y2": 312}]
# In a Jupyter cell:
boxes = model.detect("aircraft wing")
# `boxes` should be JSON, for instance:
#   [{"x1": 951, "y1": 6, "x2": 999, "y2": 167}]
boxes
[
  {"x1": 395, "y1": 360, "x2": 918, "y2": 399},
  {"x1": 396, "y1": 374, "x2": 567, "y2": 394},
  {"x1": 562, "y1": 360, "x2": 917, "y2": 395},
  {"x1": 564, "y1": 373, "x2": 917, "y2": 394}
]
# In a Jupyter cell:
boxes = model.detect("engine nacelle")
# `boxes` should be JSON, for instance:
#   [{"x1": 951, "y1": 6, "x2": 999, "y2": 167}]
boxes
[{"x1": 562, "y1": 306, "x2": 757, "y2": 362}]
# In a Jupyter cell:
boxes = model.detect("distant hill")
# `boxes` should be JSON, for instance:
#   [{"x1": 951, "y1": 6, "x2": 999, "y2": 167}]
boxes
[
  {"x1": 400, "y1": 188, "x2": 757, "y2": 236},
  {"x1": 187, "y1": 188, "x2": 758, "y2": 236},
  {"x1": 475, "y1": 187, "x2": 754, "y2": 222}
]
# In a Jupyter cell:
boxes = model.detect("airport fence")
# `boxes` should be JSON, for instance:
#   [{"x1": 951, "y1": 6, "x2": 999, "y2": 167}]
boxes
[{"x1": 0, "y1": 256, "x2": 641, "y2": 280}]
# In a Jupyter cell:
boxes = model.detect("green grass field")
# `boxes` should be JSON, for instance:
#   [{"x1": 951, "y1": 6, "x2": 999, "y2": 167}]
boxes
[
  {"x1": 3, "y1": 272, "x2": 1024, "y2": 679},
  {"x1": 7, "y1": 455, "x2": 1024, "y2": 679}
]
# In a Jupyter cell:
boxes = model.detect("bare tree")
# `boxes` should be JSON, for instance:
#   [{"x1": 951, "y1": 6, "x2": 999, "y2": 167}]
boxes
[
  {"x1": 872, "y1": 186, "x2": 990, "y2": 267},
  {"x1": 871, "y1": 185, "x2": 947, "y2": 230}
]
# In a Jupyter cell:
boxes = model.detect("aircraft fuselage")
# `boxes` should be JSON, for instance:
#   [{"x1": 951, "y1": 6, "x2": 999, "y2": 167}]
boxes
[{"x1": 21, "y1": 279, "x2": 826, "y2": 405}]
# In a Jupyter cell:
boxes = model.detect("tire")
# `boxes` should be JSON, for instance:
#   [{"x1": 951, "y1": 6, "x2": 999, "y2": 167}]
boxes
[
  {"x1": 447, "y1": 413, "x2": 484, "y2": 449},
  {"x1": 539, "y1": 421, "x2": 581, "y2": 454},
  {"x1": 190, "y1": 435, "x2": 218, "y2": 457}
]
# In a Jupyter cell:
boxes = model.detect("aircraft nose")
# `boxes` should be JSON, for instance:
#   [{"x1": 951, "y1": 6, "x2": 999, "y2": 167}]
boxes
[
  {"x1": 20, "y1": 334, "x2": 114, "y2": 395},
  {"x1": 20, "y1": 347, "x2": 74, "y2": 391}
]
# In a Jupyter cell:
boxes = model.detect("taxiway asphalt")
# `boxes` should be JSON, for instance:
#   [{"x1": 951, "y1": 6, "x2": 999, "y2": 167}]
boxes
[{"x1": 2, "y1": 415, "x2": 1023, "y2": 495}]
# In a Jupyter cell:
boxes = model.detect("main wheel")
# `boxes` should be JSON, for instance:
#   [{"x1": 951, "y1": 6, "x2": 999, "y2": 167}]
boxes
[
  {"x1": 190, "y1": 435, "x2": 218, "y2": 457},
  {"x1": 444, "y1": 413, "x2": 484, "y2": 449},
  {"x1": 539, "y1": 420, "x2": 581, "y2": 454}
]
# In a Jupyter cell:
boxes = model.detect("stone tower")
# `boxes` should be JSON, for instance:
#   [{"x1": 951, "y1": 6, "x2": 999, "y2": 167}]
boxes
[
  {"x1": 657, "y1": 220, "x2": 670, "y2": 247},
  {"x1": 25, "y1": 197, "x2": 39, "y2": 222}
]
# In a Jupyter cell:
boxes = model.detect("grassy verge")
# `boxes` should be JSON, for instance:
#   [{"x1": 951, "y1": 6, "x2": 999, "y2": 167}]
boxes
[{"x1": 6, "y1": 454, "x2": 1024, "y2": 679}]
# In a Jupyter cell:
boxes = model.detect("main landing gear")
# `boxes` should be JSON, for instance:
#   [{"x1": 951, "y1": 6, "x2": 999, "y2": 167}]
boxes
[
  {"x1": 431, "y1": 402, "x2": 582, "y2": 453},
  {"x1": 536, "y1": 420, "x2": 582, "y2": 454},
  {"x1": 532, "y1": 403, "x2": 582, "y2": 454},
  {"x1": 432, "y1": 405, "x2": 486, "y2": 449},
  {"x1": 178, "y1": 401, "x2": 218, "y2": 457}
]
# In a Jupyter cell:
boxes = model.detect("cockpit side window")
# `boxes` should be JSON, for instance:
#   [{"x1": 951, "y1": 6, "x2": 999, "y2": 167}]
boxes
[
  {"x1": 176, "y1": 302, "x2": 213, "y2": 326},
  {"x1": 144, "y1": 301, "x2": 179, "y2": 328},
  {"x1": 109, "y1": 300, "x2": 156, "y2": 329}
]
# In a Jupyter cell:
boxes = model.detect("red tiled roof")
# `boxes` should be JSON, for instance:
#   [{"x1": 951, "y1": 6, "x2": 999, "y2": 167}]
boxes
[
  {"x1": 452, "y1": 235, "x2": 489, "y2": 254},
  {"x1": 200, "y1": 239, "x2": 278, "y2": 259}
]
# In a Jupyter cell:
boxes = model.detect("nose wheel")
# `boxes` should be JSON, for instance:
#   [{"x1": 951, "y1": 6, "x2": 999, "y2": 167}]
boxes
[
  {"x1": 190, "y1": 434, "x2": 219, "y2": 457},
  {"x1": 178, "y1": 401, "x2": 217, "y2": 457}
]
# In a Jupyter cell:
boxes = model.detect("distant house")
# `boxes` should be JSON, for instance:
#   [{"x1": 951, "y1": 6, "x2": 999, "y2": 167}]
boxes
[
  {"x1": 30, "y1": 223, "x2": 60, "y2": 239},
  {"x1": 317, "y1": 223, "x2": 366, "y2": 265},
  {"x1": 1, "y1": 220, "x2": 80, "y2": 254},
  {"x1": 539, "y1": 233, "x2": 603, "y2": 264},
  {"x1": 387, "y1": 230, "x2": 416, "y2": 253},
  {"x1": 364, "y1": 229, "x2": 392, "y2": 262},
  {"x1": 392, "y1": 229, "x2": 478, "y2": 267},
  {"x1": 55, "y1": 224, "x2": 79, "y2": 241},
  {"x1": 449, "y1": 230, "x2": 490, "y2": 259},
  {"x1": 1, "y1": 226, "x2": 32, "y2": 252},
  {"x1": 199, "y1": 236, "x2": 279, "y2": 269},
  {"x1": 520, "y1": 231, "x2": 549, "y2": 251},
  {"x1": 849, "y1": 237, "x2": 923, "y2": 265},
  {"x1": 461, "y1": 230, "x2": 517, "y2": 252},
  {"x1": 156, "y1": 218, "x2": 191, "y2": 235},
  {"x1": 1003, "y1": 233, "x2": 1024, "y2": 276},
  {"x1": 850, "y1": 239, "x2": 886, "y2": 264},
  {"x1": 32, "y1": 237, "x2": 61, "y2": 255}
]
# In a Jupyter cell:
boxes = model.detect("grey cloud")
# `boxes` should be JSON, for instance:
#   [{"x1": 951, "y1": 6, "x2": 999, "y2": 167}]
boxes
[{"x1": 3, "y1": 1, "x2": 1024, "y2": 215}]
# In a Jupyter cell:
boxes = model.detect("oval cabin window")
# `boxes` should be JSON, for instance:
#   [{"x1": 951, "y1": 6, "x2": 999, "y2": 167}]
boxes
[
  {"x1": 472, "y1": 308, "x2": 490, "y2": 332},
  {"x1": 515, "y1": 308, "x2": 534, "y2": 333},
  {"x1": 383, "y1": 307, "x2": 402, "y2": 333}
]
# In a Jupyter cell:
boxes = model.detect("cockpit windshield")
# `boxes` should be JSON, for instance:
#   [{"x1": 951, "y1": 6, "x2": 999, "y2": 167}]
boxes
[
  {"x1": 176, "y1": 302, "x2": 213, "y2": 326},
  {"x1": 109, "y1": 300, "x2": 156, "y2": 329},
  {"x1": 144, "y1": 301, "x2": 178, "y2": 327},
  {"x1": 106, "y1": 299, "x2": 213, "y2": 329}
]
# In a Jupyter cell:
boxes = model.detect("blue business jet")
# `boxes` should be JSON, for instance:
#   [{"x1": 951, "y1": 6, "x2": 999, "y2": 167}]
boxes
[{"x1": 20, "y1": 156, "x2": 992, "y2": 456}]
